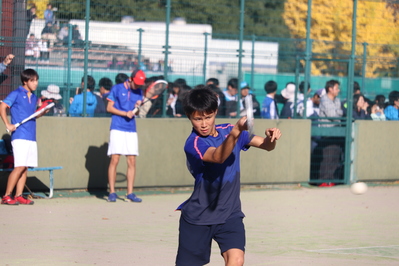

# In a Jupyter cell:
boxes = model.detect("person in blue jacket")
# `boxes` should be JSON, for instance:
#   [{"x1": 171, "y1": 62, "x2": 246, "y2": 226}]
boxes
[
  {"x1": 69, "y1": 75, "x2": 97, "y2": 117},
  {"x1": 385, "y1": 90, "x2": 399, "y2": 121}
]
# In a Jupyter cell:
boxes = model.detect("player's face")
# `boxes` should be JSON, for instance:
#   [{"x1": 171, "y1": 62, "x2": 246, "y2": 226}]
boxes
[
  {"x1": 24, "y1": 78, "x2": 38, "y2": 92},
  {"x1": 189, "y1": 111, "x2": 217, "y2": 137}
]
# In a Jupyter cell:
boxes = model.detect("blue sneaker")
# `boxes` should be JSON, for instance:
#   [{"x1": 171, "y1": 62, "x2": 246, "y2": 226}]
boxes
[
  {"x1": 125, "y1": 193, "x2": 142, "y2": 203},
  {"x1": 107, "y1": 193, "x2": 117, "y2": 202}
]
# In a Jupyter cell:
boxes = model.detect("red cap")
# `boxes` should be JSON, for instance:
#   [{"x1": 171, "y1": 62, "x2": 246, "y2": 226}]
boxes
[{"x1": 131, "y1": 69, "x2": 146, "y2": 86}]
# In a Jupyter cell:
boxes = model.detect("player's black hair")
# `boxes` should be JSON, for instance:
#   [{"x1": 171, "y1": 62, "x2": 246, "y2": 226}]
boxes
[
  {"x1": 227, "y1": 78, "x2": 238, "y2": 89},
  {"x1": 353, "y1": 94, "x2": 364, "y2": 110},
  {"x1": 21, "y1": 68, "x2": 39, "y2": 83},
  {"x1": 374, "y1": 94, "x2": 386, "y2": 109},
  {"x1": 299, "y1": 81, "x2": 310, "y2": 93},
  {"x1": 206, "y1": 78, "x2": 219, "y2": 87},
  {"x1": 81, "y1": 75, "x2": 96, "y2": 91},
  {"x1": 99, "y1": 77, "x2": 113, "y2": 91},
  {"x1": 264, "y1": 80, "x2": 277, "y2": 94},
  {"x1": 174, "y1": 78, "x2": 187, "y2": 87},
  {"x1": 115, "y1": 73, "x2": 129, "y2": 84},
  {"x1": 353, "y1": 81, "x2": 361, "y2": 94},
  {"x1": 325, "y1": 80, "x2": 340, "y2": 93},
  {"x1": 183, "y1": 86, "x2": 218, "y2": 118},
  {"x1": 388, "y1": 90, "x2": 399, "y2": 105}
]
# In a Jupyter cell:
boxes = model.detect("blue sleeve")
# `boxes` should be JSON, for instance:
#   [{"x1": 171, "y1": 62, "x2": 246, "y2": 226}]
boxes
[
  {"x1": 69, "y1": 95, "x2": 82, "y2": 116},
  {"x1": 261, "y1": 98, "x2": 269, "y2": 119},
  {"x1": 107, "y1": 86, "x2": 117, "y2": 102},
  {"x1": 3, "y1": 90, "x2": 18, "y2": 107},
  {"x1": 385, "y1": 106, "x2": 399, "y2": 121}
]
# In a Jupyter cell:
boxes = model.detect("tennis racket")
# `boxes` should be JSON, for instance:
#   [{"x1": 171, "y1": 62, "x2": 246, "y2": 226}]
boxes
[
  {"x1": 132, "y1": 79, "x2": 168, "y2": 115},
  {"x1": 245, "y1": 95, "x2": 254, "y2": 137},
  {"x1": 7, "y1": 102, "x2": 55, "y2": 133}
]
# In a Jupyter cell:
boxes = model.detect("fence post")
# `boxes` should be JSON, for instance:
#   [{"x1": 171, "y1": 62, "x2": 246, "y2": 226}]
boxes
[
  {"x1": 137, "y1": 28, "x2": 144, "y2": 69},
  {"x1": 302, "y1": 0, "x2": 313, "y2": 119},
  {"x1": 162, "y1": 0, "x2": 172, "y2": 117},
  {"x1": 236, "y1": 0, "x2": 245, "y2": 116},
  {"x1": 361, "y1": 42, "x2": 368, "y2": 90},
  {"x1": 250, "y1": 34, "x2": 256, "y2": 90},
  {"x1": 203, "y1": 32, "x2": 210, "y2": 84},
  {"x1": 82, "y1": 0, "x2": 91, "y2": 117},
  {"x1": 66, "y1": 24, "x2": 73, "y2": 111},
  {"x1": 344, "y1": 0, "x2": 358, "y2": 185}
]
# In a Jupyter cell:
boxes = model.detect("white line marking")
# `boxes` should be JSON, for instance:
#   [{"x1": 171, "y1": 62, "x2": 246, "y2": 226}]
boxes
[{"x1": 307, "y1": 244, "x2": 399, "y2": 252}]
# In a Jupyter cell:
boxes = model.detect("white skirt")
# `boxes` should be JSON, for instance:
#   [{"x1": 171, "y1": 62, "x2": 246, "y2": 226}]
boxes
[
  {"x1": 107, "y1": 130, "x2": 139, "y2": 156},
  {"x1": 12, "y1": 139, "x2": 38, "y2": 167}
]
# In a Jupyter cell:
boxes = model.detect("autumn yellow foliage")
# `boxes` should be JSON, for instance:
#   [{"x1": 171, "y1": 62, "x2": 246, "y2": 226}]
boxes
[
  {"x1": 27, "y1": 0, "x2": 48, "y2": 20},
  {"x1": 282, "y1": 0, "x2": 399, "y2": 77}
]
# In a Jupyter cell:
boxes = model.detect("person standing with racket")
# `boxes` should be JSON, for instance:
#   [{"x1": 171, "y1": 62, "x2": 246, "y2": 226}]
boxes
[
  {"x1": 106, "y1": 69, "x2": 146, "y2": 203},
  {"x1": 175, "y1": 86, "x2": 282, "y2": 266},
  {"x1": 0, "y1": 69, "x2": 49, "y2": 205}
]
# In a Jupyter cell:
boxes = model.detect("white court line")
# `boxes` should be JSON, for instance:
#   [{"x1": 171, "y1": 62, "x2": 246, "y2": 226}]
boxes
[
  {"x1": 306, "y1": 245, "x2": 399, "y2": 259},
  {"x1": 307, "y1": 244, "x2": 399, "y2": 252}
]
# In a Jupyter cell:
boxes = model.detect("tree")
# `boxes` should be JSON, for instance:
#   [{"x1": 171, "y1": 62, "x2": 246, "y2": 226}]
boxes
[{"x1": 282, "y1": 0, "x2": 399, "y2": 77}]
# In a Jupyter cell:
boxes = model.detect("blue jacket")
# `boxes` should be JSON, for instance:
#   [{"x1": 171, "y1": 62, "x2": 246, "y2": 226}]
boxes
[
  {"x1": 385, "y1": 105, "x2": 399, "y2": 120},
  {"x1": 261, "y1": 96, "x2": 279, "y2": 119},
  {"x1": 69, "y1": 91, "x2": 97, "y2": 117}
]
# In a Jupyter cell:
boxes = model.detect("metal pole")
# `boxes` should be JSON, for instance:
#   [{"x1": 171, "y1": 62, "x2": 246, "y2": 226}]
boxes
[
  {"x1": 344, "y1": 0, "x2": 358, "y2": 185},
  {"x1": 236, "y1": 0, "x2": 245, "y2": 116},
  {"x1": 203, "y1": 32, "x2": 210, "y2": 84},
  {"x1": 302, "y1": 0, "x2": 313, "y2": 119},
  {"x1": 162, "y1": 0, "x2": 171, "y2": 117},
  {"x1": 250, "y1": 34, "x2": 256, "y2": 90},
  {"x1": 66, "y1": 24, "x2": 73, "y2": 112},
  {"x1": 137, "y1": 28, "x2": 144, "y2": 69},
  {"x1": 81, "y1": 0, "x2": 91, "y2": 116},
  {"x1": 361, "y1": 42, "x2": 368, "y2": 91}
]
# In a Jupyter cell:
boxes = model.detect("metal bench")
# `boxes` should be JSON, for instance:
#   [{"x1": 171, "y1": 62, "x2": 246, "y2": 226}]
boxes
[{"x1": 0, "y1": 167, "x2": 62, "y2": 199}]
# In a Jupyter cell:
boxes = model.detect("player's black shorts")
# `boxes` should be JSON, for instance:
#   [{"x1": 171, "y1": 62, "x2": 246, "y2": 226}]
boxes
[{"x1": 175, "y1": 215, "x2": 245, "y2": 266}]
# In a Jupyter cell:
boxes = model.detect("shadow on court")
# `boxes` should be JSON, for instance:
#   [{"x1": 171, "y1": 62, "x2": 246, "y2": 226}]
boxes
[{"x1": 85, "y1": 143, "x2": 109, "y2": 199}]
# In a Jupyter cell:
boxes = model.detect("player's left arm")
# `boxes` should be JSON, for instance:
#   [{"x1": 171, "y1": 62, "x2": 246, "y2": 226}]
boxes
[{"x1": 249, "y1": 127, "x2": 282, "y2": 151}]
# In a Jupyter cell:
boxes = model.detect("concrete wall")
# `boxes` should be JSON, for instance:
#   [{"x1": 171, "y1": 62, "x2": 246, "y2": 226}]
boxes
[
  {"x1": 353, "y1": 121, "x2": 399, "y2": 181},
  {"x1": 3, "y1": 118, "x2": 398, "y2": 191},
  {"x1": 26, "y1": 117, "x2": 310, "y2": 190}
]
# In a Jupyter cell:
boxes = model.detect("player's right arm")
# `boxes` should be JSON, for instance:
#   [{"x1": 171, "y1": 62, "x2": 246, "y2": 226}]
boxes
[
  {"x1": 0, "y1": 102, "x2": 15, "y2": 132},
  {"x1": 202, "y1": 116, "x2": 247, "y2": 164}
]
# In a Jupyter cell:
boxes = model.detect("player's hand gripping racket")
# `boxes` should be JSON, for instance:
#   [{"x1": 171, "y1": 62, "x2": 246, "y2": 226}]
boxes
[
  {"x1": 7, "y1": 102, "x2": 55, "y2": 133},
  {"x1": 132, "y1": 80, "x2": 168, "y2": 115},
  {"x1": 244, "y1": 95, "x2": 254, "y2": 137}
]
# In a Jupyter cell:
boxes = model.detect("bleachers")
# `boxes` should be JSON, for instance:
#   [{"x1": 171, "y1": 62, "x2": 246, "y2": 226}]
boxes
[{"x1": 25, "y1": 44, "x2": 138, "y2": 69}]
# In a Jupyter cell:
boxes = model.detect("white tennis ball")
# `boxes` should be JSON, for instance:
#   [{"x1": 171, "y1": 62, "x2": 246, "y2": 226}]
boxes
[{"x1": 350, "y1": 182, "x2": 368, "y2": 195}]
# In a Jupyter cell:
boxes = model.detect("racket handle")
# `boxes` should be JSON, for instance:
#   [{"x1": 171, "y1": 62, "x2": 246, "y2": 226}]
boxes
[
  {"x1": 6, "y1": 123, "x2": 19, "y2": 133},
  {"x1": 132, "y1": 106, "x2": 139, "y2": 115}
]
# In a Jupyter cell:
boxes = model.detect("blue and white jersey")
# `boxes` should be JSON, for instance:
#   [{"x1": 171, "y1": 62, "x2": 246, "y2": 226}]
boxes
[
  {"x1": 3, "y1": 86, "x2": 37, "y2": 141},
  {"x1": 107, "y1": 81, "x2": 143, "y2": 132},
  {"x1": 177, "y1": 123, "x2": 251, "y2": 225}
]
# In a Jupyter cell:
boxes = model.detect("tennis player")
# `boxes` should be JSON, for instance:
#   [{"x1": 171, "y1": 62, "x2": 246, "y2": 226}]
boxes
[
  {"x1": 106, "y1": 69, "x2": 146, "y2": 203},
  {"x1": 175, "y1": 86, "x2": 282, "y2": 266},
  {"x1": 0, "y1": 69, "x2": 49, "y2": 205}
]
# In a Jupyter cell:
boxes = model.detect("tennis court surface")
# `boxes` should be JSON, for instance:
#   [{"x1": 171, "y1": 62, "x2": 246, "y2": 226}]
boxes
[{"x1": 1, "y1": 184, "x2": 398, "y2": 265}]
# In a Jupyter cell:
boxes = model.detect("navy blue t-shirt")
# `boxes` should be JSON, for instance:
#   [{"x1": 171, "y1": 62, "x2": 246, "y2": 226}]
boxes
[{"x1": 177, "y1": 123, "x2": 251, "y2": 225}]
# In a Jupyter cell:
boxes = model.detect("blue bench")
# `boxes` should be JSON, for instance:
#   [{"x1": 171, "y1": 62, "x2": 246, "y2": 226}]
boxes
[
  {"x1": 0, "y1": 167, "x2": 63, "y2": 198},
  {"x1": 0, "y1": 140, "x2": 62, "y2": 198}
]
